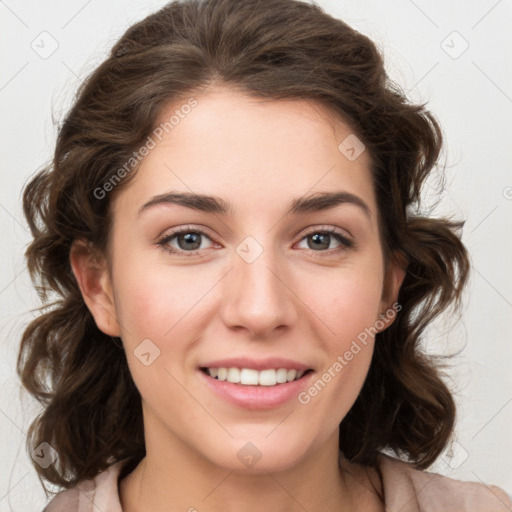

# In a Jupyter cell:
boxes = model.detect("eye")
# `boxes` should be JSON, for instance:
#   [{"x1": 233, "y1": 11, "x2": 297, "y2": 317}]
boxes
[
  {"x1": 157, "y1": 225, "x2": 354, "y2": 257},
  {"x1": 157, "y1": 226, "x2": 216, "y2": 256},
  {"x1": 296, "y1": 228, "x2": 353, "y2": 253}
]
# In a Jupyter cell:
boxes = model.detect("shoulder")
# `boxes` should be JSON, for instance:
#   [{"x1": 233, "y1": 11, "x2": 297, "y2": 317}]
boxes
[
  {"x1": 42, "y1": 461, "x2": 125, "y2": 512},
  {"x1": 377, "y1": 452, "x2": 512, "y2": 512}
]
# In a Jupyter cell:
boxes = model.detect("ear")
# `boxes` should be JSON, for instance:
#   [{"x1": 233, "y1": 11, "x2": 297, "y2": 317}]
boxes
[
  {"x1": 69, "y1": 240, "x2": 121, "y2": 337},
  {"x1": 377, "y1": 251, "x2": 407, "y2": 332}
]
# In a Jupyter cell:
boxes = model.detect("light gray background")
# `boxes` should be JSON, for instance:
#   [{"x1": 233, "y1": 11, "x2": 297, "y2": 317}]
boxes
[{"x1": 1, "y1": 0, "x2": 511, "y2": 509}]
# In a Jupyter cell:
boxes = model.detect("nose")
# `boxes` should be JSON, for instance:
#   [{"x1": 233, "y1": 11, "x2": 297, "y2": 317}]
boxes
[{"x1": 219, "y1": 241, "x2": 299, "y2": 339}]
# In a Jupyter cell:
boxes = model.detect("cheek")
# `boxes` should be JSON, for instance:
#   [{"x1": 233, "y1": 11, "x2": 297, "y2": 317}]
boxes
[
  {"x1": 331, "y1": 276, "x2": 382, "y2": 336},
  {"x1": 112, "y1": 250, "x2": 207, "y2": 342},
  {"x1": 114, "y1": 276, "x2": 174, "y2": 342},
  {"x1": 298, "y1": 276, "x2": 380, "y2": 431},
  {"x1": 110, "y1": 255, "x2": 215, "y2": 399},
  {"x1": 113, "y1": 267, "x2": 194, "y2": 408},
  {"x1": 299, "y1": 262, "x2": 383, "y2": 406},
  {"x1": 306, "y1": 260, "x2": 384, "y2": 341}
]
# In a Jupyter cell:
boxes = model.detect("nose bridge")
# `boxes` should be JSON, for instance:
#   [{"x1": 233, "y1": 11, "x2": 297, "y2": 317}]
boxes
[{"x1": 220, "y1": 235, "x2": 297, "y2": 336}]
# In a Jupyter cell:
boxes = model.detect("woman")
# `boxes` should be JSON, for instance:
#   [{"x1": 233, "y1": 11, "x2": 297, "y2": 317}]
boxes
[{"x1": 18, "y1": 0, "x2": 511, "y2": 510}]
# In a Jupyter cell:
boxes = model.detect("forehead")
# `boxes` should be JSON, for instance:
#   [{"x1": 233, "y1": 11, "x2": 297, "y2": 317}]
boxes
[{"x1": 112, "y1": 87, "x2": 376, "y2": 219}]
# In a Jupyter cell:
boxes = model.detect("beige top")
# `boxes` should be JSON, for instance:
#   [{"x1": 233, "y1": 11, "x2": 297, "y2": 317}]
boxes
[{"x1": 43, "y1": 453, "x2": 512, "y2": 511}]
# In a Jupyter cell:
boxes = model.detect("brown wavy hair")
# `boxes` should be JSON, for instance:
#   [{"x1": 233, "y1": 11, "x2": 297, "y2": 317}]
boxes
[{"x1": 18, "y1": 0, "x2": 469, "y2": 493}]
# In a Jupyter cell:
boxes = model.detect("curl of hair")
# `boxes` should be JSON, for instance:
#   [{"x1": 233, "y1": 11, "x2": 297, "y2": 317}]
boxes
[{"x1": 18, "y1": 0, "x2": 469, "y2": 491}]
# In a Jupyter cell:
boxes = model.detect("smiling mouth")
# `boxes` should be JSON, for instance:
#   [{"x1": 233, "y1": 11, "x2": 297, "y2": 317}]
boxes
[{"x1": 200, "y1": 367, "x2": 313, "y2": 386}]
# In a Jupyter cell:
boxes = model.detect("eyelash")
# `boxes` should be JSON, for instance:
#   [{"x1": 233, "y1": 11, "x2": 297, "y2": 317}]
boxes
[{"x1": 156, "y1": 225, "x2": 354, "y2": 258}]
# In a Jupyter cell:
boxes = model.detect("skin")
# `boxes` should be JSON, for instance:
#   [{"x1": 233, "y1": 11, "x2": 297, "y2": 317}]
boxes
[{"x1": 71, "y1": 86, "x2": 405, "y2": 511}]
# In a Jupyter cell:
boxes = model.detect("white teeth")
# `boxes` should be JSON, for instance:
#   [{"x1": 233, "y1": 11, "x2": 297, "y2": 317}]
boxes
[
  {"x1": 227, "y1": 367, "x2": 240, "y2": 383},
  {"x1": 259, "y1": 369, "x2": 277, "y2": 386},
  {"x1": 276, "y1": 368, "x2": 288, "y2": 384},
  {"x1": 286, "y1": 369, "x2": 297, "y2": 381},
  {"x1": 205, "y1": 367, "x2": 308, "y2": 386},
  {"x1": 240, "y1": 368, "x2": 259, "y2": 385}
]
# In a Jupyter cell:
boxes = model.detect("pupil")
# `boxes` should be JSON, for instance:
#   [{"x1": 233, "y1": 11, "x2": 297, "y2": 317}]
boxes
[
  {"x1": 309, "y1": 233, "x2": 329, "y2": 250},
  {"x1": 179, "y1": 232, "x2": 201, "y2": 250}
]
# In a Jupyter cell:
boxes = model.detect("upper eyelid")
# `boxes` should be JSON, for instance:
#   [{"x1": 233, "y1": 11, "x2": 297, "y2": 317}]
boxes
[
  {"x1": 158, "y1": 224, "x2": 353, "y2": 248},
  {"x1": 158, "y1": 224, "x2": 216, "y2": 239},
  {"x1": 297, "y1": 224, "x2": 353, "y2": 241}
]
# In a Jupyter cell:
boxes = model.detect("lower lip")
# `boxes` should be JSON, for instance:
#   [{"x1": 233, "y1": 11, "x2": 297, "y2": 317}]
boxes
[{"x1": 199, "y1": 370, "x2": 314, "y2": 410}]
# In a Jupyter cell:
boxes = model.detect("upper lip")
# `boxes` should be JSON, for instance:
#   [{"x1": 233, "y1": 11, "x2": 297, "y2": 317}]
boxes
[{"x1": 199, "y1": 357, "x2": 312, "y2": 372}]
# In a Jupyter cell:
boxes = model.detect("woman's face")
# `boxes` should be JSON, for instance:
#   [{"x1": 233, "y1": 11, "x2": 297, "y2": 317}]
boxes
[{"x1": 80, "y1": 86, "x2": 403, "y2": 473}]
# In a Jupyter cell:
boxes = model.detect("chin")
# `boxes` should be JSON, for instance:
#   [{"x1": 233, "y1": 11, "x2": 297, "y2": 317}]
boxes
[{"x1": 203, "y1": 433, "x2": 312, "y2": 474}]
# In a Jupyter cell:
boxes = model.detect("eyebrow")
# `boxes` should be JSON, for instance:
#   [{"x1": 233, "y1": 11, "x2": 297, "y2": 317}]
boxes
[{"x1": 138, "y1": 190, "x2": 371, "y2": 218}]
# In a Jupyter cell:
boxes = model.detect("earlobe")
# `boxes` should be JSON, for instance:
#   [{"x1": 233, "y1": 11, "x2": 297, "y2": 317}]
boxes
[{"x1": 69, "y1": 240, "x2": 121, "y2": 337}]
